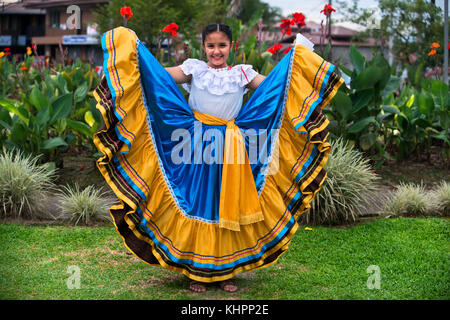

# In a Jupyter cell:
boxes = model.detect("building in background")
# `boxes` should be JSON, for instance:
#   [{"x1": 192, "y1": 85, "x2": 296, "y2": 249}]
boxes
[
  {"x1": 0, "y1": 0, "x2": 107, "y2": 64},
  {"x1": 0, "y1": 0, "x2": 45, "y2": 52},
  {"x1": 260, "y1": 20, "x2": 385, "y2": 70},
  {"x1": 24, "y1": 0, "x2": 107, "y2": 65}
]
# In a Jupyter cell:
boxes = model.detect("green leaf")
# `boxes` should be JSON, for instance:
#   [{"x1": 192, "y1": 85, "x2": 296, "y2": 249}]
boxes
[
  {"x1": 84, "y1": 111, "x2": 95, "y2": 127},
  {"x1": 42, "y1": 137, "x2": 68, "y2": 150},
  {"x1": 74, "y1": 82, "x2": 89, "y2": 103},
  {"x1": 0, "y1": 104, "x2": 12, "y2": 124},
  {"x1": 67, "y1": 119, "x2": 91, "y2": 137},
  {"x1": 10, "y1": 122, "x2": 27, "y2": 142},
  {"x1": 431, "y1": 80, "x2": 449, "y2": 108},
  {"x1": 359, "y1": 132, "x2": 377, "y2": 151},
  {"x1": 382, "y1": 76, "x2": 401, "y2": 97},
  {"x1": 29, "y1": 86, "x2": 49, "y2": 111},
  {"x1": 338, "y1": 64, "x2": 353, "y2": 77},
  {"x1": 0, "y1": 119, "x2": 12, "y2": 131},
  {"x1": 405, "y1": 94, "x2": 415, "y2": 108},
  {"x1": 351, "y1": 88, "x2": 373, "y2": 113},
  {"x1": 348, "y1": 116, "x2": 377, "y2": 133},
  {"x1": 418, "y1": 91, "x2": 434, "y2": 116},
  {"x1": 50, "y1": 93, "x2": 73, "y2": 125},
  {"x1": 333, "y1": 91, "x2": 353, "y2": 120},
  {"x1": 412, "y1": 117, "x2": 431, "y2": 129},
  {"x1": 381, "y1": 105, "x2": 401, "y2": 115},
  {"x1": 0, "y1": 99, "x2": 30, "y2": 125},
  {"x1": 352, "y1": 65, "x2": 382, "y2": 90},
  {"x1": 246, "y1": 49, "x2": 259, "y2": 69},
  {"x1": 432, "y1": 133, "x2": 450, "y2": 144},
  {"x1": 349, "y1": 45, "x2": 365, "y2": 75},
  {"x1": 36, "y1": 105, "x2": 51, "y2": 129}
]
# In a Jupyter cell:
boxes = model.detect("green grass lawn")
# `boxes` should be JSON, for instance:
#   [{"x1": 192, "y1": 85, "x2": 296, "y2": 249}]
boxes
[{"x1": 0, "y1": 217, "x2": 448, "y2": 300}]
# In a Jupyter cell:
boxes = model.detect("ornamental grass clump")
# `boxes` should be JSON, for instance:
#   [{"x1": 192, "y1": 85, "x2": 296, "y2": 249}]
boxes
[
  {"x1": 300, "y1": 137, "x2": 380, "y2": 225},
  {"x1": 383, "y1": 182, "x2": 435, "y2": 217},
  {"x1": 57, "y1": 184, "x2": 111, "y2": 225},
  {"x1": 429, "y1": 181, "x2": 450, "y2": 217},
  {"x1": 0, "y1": 150, "x2": 56, "y2": 218}
]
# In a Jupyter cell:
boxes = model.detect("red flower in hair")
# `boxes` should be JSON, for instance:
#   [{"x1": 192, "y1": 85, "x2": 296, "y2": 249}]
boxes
[
  {"x1": 320, "y1": 4, "x2": 336, "y2": 16},
  {"x1": 120, "y1": 7, "x2": 133, "y2": 20},
  {"x1": 292, "y1": 12, "x2": 306, "y2": 28},
  {"x1": 162, "y1": 22, "x2": 179, "y2": 37},
  {"x1": 267, "y1": 43, "x2": 283, "y2": 54},
  {"x1": 280, "y1": 18, "x2": 294, "y2": 36}
]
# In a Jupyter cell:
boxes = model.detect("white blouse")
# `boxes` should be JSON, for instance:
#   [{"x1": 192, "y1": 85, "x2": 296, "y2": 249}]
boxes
[{"x1": 180, "y1": 59, "x2": 258, "y2": 121}]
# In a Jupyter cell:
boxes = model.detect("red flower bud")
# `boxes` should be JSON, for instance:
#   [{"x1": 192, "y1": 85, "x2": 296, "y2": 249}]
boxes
[
  {"x1": 267, "y1": 43, "x2": 283, "y2": 54},
  {"x1": 320, "y1": 4, "x2": 336, "y2": 16},
  {"x1": 120, "y1": 6, "x2": 133, "y2": 20},
  {"x1": 162, "y1": 22, "x2": 179, "y2": 37}
]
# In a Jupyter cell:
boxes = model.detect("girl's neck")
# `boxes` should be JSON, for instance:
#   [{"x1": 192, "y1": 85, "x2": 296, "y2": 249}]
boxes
[{"x1": 207, "y1": 63, "x2": 230, "y2": 70}]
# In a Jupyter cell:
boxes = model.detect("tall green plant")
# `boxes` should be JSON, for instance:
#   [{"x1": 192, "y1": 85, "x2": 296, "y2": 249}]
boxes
[
  {"x1": 0, "y1": 57, "x2": 101, "y2": 165},
  {"x1": 327, "y1": 45, "x2": 400, "y2": 167}
]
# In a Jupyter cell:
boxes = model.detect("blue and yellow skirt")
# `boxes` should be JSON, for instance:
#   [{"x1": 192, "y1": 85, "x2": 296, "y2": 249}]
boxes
[{"x1": 93, "y1": 27, "x2": 344, "y2": 282}]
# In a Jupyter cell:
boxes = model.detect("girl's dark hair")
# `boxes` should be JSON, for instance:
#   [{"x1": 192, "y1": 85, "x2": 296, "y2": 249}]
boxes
[{"x1": 202, "y1": 24, "x2": 233, "y2": 44}]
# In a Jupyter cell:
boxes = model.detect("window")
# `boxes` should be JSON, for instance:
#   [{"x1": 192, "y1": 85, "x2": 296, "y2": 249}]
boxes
[{"x1": 50, "y1": 10, "x2": 60, "y2": 29}]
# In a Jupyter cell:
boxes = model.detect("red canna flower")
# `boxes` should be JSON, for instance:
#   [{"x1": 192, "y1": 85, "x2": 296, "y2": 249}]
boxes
[
  {"x1": 283, "y1": 47, "x2": 291, "y2": 54},
  {"x1": 267, "y1": 43, "x2": 283, "y2": 54},
  {"x1": 320, "y1": 4, "x2": 336, "y2": 16},
  {"x1": 430, "y1": 42, "x2": 440, "y2": 49},
  {"x1": 235, "y1": 39, "x2": 239, "y2": 51},
  {"x1": 280, "y1": 18, "x2": 294, "y2": 36},
  {"x1": 20, "y1": 66, "x2": 28, "y2": 71},
  {"x1": 120, "y1": 6, "x2": 133, "y2": 20},
  {"x1": 162, "y1": 22, "x2": 179, "y2": 37},
  {"x1": 428, "y1": 49, "x2": 437, "y2": 56},
  {"x1": 292, "y1": 12, "x2": 306, "y2": 28},
  {"x1": 95, "y1": 66, "x2": 100, "y2": 72}
]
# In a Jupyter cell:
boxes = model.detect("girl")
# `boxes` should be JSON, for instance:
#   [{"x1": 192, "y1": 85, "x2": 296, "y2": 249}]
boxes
[{"x1": 93, "y1": 23, "x2": 343, "y2": 294}]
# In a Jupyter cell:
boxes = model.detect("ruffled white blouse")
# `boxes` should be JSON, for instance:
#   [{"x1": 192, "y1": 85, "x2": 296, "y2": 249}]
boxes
[{"x1": 180, "y1": 59, "x2": 258, "y2": 121}]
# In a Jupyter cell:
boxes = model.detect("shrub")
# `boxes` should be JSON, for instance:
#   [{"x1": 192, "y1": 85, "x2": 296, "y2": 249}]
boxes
[
  {"x1": 0, "y1": 150, "x2": 56, "y2": 218},
  {"x1": 430, "y1": 181, "x2": 450, "y2": 216},
  {"x1": 383, "y1": 181, "x2": 435, "y2": 217},
  {"x1": 300, "y1": 137, "x2": 381, "y2": 225},
  {"x1": 57, "y1": 184, "x2": 111, "y2": 225}
]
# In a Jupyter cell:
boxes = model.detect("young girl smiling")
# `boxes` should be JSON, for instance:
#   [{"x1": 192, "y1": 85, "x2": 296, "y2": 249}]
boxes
[{"x1": 93, "y1": 23, "x2": 344, "y2": 294}]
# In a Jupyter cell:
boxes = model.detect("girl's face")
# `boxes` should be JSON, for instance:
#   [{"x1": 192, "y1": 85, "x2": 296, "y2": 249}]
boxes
[{"x1": 202, "y1": 31, "x2": 233, "y2": 69}]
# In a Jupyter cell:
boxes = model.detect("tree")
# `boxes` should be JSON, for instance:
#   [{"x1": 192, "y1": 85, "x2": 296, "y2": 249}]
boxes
[
  {"x1": 336, "y1": 0, "x2": 445, "y2": 68},
  {"x1": 94, "y1": 0, "x2": 222, "y2": 49},
  {"x1": 236, "y1": 0, "x2": 282, "y2": 28}
]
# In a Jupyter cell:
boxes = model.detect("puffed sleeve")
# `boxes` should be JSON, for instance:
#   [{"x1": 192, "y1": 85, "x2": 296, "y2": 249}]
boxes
[
  {"x1": 235, "y1": 64, "x2": 258, "y2": 93},
  {"x1": 179, "y1": 59, "x2": 205, "y2": 93}
]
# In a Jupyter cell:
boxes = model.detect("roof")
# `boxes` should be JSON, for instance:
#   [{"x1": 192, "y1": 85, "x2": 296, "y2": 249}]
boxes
[
  {"x1": 260, "y1": 20, "x2": 379, "y2": 48},
  {"x1": 0, "y1": 0, "x2": 45, "y2": 14},
  {"x1": 24, "y1": 0, "x2": 108, "y2": 8}
]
